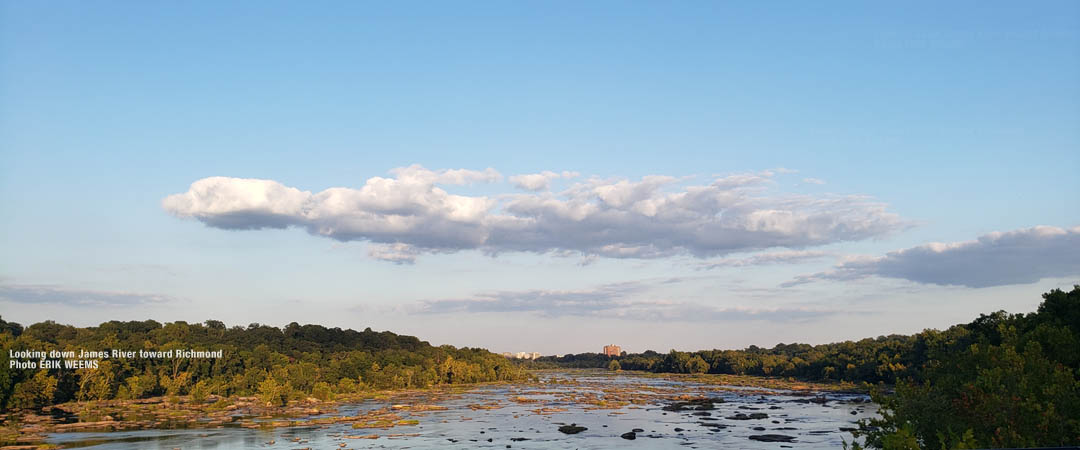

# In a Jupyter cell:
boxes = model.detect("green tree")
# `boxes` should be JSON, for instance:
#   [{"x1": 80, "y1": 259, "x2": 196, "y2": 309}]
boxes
[
  {"x1": 11, "y1": 370, "x2": 57, "y2": 409},
  {"x1": 257, "y1": 374, "x2": 289, "y2": 406},
  {"x1": 858, "y1": 286, "x2": 1080, "y2": 449},
  {"x1": 686, "y1": 355, "x2": 709, "y2": 374},
  {"x1": 189, "y1": 379, "x2": 212, "y2": 404}
]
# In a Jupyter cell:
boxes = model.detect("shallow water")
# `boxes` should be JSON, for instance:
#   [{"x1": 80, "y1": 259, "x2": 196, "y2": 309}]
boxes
[{"x1": 47, "y1": 371, "x2": 876, "y2": 449}]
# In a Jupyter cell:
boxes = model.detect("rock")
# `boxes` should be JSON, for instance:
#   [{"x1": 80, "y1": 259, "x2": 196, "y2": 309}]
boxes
[
  {"x1": 510, "y1": 437, "x2": 529, "y2": 441},
  {"x1": 558, "y1": 424, "x2": 587, "y2": 434},
  {"x1": 662, "y1": 397, "x2": 719, "y2": 411},
  {"x1": 621, "y1": 431, "x2": 637, "y2": 440},
  {"x1": 726, "y1": 412, "x2": 768, "y2": 420},
  {"x1": 752, "y1": 426, "x2": 766, "y2": 431},
  {"x1": 632, "y1": 428, "x2": 644, "y2": 432},
  {"x1": 749, "y1": 434, "x2": 797, "y2": 442},
  {"x1": 674, "y1": 427, "x2": 684, "y2": 432}
]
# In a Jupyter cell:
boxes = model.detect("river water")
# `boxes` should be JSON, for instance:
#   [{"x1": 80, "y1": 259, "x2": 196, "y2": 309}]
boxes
[{"x1": 46, "y1": 370, "x2": 876, "y2": 449}]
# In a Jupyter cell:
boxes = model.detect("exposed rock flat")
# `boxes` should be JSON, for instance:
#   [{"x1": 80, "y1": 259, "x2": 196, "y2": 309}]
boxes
[
  {"x1": 725, "y1": 412, "x2": 768, "y2": 420},
  {"x1": 749, "y1": 434, "x2": 797, "y2": 442},
  {"x1": 662, "y1": 397, "x2": 720, "y2": 411},
  {"x1": 558, "y1": 424, "x2": 587, "y2": 434}
]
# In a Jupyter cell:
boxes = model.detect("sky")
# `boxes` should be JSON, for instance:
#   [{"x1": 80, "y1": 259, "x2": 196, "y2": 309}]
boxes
[{"x1": 1, "y1": 1, "x2": 1078, "y2": 355}]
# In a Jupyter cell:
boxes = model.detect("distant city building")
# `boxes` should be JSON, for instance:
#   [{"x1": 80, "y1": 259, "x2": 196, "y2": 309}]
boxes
[
  {"x1": 501, "y1": 351, "x2": 543, "y2": 360},
  {"x1": 603, "y1": 344, "x2": 622, "y2": 356}
]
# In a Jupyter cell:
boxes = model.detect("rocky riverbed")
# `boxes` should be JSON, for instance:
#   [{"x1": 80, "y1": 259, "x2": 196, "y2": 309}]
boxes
[{"x1": 1, "y1": 370, "x2": 876, "y2": 449}]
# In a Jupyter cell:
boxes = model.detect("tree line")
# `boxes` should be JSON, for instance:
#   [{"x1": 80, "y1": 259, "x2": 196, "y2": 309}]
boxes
[
  {"x1": 1, "y1": 287, "x2": 1076, "y2": 448},
  {"x1": 0, "y1": 320, "x2": 530, "y2": 410},
  {"x1": 531, "y1": 287, "x2": 1080, "y2": 449}
]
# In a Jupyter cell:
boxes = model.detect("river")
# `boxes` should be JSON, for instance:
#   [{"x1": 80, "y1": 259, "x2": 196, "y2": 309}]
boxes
[{"x1": 46, "y1": 370, "x2": 877, "y2": 449}]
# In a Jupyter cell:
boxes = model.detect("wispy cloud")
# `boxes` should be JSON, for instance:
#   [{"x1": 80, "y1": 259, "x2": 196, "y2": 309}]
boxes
[
  {"x1": 802, "y1": 177, "x2": 826, "y2": 185},
  {"x1": 783, "y1": 225, "x2": 1080, "y2": 288},
  {"x1": 412, "y1": 281, "x2": 836, "y2": 322},
  {"x1": 0, "y1": 284, "x2": 176, "y2": 307},
  {"x1": 163, "y1": 165, "x2": 909, "y2": 263},
  {"x1": 698, "y1": 250, "x2": 829, "y2": 270},
  {"x1": 508, "y1": 170, "x2": 579, "y2": 191}
]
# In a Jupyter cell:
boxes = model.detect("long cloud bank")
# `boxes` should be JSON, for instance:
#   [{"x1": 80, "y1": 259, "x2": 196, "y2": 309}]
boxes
[
  {"x1": 0, "y1": 284, "x2": 175, "y2": 307},
  {"x1": 413, "y1": 281, "x2": 835, "y2": 322},
  {"x1": 163, "y1": 165, "x2": 908, "y2": 263},
  {"x1": 783, "y1": 225, "x2": 1080, "y2": 288}
]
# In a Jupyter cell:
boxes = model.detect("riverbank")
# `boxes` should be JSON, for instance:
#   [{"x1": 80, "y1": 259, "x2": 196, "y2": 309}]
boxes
[
  {"x1": 0, "y1": 381, "x2": 505, "y2": 448},
  {"x1": 552, "y1": 369, "x2": 873, "y2": 393}
]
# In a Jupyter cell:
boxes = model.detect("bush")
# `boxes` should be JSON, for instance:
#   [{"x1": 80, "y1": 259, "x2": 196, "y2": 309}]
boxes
[
  {"x1": 11, "y1": 371, "x2": 57, "y2": 409},
  {"x1": 189, "y1": 379, "x2": 211, "y2": 404},
  {"x1": 257, "y1": 375, "x2": 290, "y2": 406},
  {"x1": 312, "y1": 381, "x2": 334, "y2": 401}
]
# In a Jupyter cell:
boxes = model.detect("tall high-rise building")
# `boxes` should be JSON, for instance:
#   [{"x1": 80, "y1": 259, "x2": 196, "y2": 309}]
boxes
[{"x1": 603, "y1": 344, "x2": 622, "y2": 356}]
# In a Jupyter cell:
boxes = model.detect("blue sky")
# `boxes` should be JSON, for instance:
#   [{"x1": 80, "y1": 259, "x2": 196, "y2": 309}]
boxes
[{"x1": 1, "y1": 2, "x2": 1078, "y2": 355}]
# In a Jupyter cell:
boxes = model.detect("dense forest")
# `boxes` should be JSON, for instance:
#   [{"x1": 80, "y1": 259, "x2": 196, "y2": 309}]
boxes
[
  {"x1": 533, "y1": 287, "x2": 1080, "y2": 449},
  {"x1": 0, "y1": 320, "x2": 529, "y2": 411}
]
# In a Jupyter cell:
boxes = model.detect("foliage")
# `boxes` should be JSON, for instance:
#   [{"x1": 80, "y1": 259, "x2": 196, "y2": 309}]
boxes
[
  {"x1": 854, "y1": 286, "x2": 1080, "y2": 449},
  {"x1": 188, "y1": 379, "x2": 211, "y2": 404},
  {"x1": 686, "y1": 355, "x2": 709, "y2": 374},
  {"x1": 11, "y1": 370, "x2": 57, "y2": 409},
  {"x1": 257, "y1": 374, "x2": 290, "y2": 406},
  {"x1": 0, "y1": 320, "x2": 529, "y2": 411}
]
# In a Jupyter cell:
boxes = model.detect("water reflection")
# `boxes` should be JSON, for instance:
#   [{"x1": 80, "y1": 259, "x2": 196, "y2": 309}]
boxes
[{"x1": 48, "y1": 371, "x2": 876, "y2": 449}]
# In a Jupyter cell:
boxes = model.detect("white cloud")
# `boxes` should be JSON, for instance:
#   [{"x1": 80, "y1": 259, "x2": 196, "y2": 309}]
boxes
[
  {"x1": 802, "y1": 177, "x2": 826, "y2": 185},
  {"x1": 783, "y1": 225, "x2": 1080, "y2": 288},
  {"x1": 508, "y1": 170, "x2": 579, "y2": 191},
  {"x1": 164, "y1": 165, "x2": 909, "y2": 263},
  {"x1": 367, "y1": 243, "x2": 422, "y2": 264}
]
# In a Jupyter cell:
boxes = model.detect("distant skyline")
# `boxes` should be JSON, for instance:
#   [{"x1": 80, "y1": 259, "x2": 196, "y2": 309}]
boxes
[{"x1": 2, "y1": 1, "x2": 1078, "y2": 355}]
